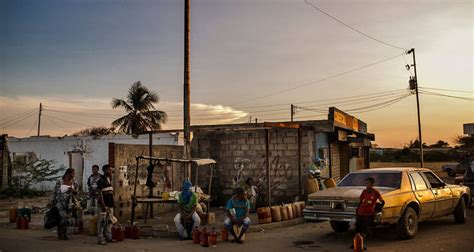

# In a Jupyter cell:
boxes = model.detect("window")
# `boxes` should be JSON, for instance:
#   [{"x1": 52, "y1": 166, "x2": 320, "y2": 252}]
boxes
[
  {"x1": 410, "y1": 172, "x2": 428, "y2": 190},
  {"x1": 423, "y1": 172, "x2": 444, "y2": 188},
  {"x1": 338, "y1": 172, "x2": 401, "y2": 188}
]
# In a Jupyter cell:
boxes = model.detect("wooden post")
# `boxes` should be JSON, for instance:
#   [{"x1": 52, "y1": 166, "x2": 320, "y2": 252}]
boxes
[
  {"x1": 297, "y1": 128, "x2": 302, "y2": 199},
  {"x1": 131, "y1": 157, "x2": 140, "y2": 224},
  {"x1": 183, "y1": 0, "x2": 192, "y2": 178},
  {"x1": 148, "y1": 132, "x2": 153, "y2": 218},
  {"x1": 265, "y1": 129, "x2": 271, "y2": 207}
]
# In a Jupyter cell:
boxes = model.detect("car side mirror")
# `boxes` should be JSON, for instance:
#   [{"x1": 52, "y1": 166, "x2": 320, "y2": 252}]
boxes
[{"x1": 441, "y1": 182, "x2": 446, "y2": 188}]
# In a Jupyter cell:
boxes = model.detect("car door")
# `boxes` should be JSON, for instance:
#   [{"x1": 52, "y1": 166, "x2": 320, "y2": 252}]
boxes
[
  {"x1": 409, "y1": 172, "x2": 436, "y2": 220},
  {"x1": 422, "y1": 171, "x2": 454, "y2": 217}
]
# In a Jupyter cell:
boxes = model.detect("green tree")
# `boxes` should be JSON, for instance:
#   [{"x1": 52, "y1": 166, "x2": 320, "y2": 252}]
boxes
[
  {"x1": 73, "y1": 126, "x2": 115, "y2": 136},
  {"x1": 111, "y1": 81, "x2": 167, "y2": 137},
  {"x1": 12, "y1": 159, "x2": 65, "y2": 190},
  {"x1": 408, "y1": 139, "x2": 428, "y2": 148},
  {"x1": 428, "y1": 140, "x2": 450, "y2": 148},
  {"x1": 456, "y1": 135, "x2": 474, "y2": 153}
]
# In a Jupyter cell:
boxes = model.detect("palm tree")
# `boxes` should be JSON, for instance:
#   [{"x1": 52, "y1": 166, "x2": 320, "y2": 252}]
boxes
[{"x1": 111, "y1": 81, "x2": 167, "y2": 136}]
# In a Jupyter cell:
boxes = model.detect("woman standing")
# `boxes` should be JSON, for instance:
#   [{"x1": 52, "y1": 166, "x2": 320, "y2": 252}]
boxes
[{"x1": 53, "y1": 168, "x2": 78, "y2": 240}]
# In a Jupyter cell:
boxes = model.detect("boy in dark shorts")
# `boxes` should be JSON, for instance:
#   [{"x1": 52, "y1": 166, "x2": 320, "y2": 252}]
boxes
[{"x1": 354, "y1": 177, "x2": 384, "y2": 249}]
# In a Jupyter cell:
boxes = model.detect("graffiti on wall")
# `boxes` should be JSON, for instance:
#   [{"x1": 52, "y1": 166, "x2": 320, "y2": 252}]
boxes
[
  {"x1": 230, "y1": 155, "x2": 294, "y2": 192},
  {"x1": 232, "y1": 157, "x2": 251, "y2": 189},
  {"x1": 256, "y1": 155, "x2": 293, "y2": 191}
]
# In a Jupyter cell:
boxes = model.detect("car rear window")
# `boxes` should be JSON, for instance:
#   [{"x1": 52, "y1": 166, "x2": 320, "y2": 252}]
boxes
[{"x1": 338, "y1": 172, "x2": 402, "y2": 189}]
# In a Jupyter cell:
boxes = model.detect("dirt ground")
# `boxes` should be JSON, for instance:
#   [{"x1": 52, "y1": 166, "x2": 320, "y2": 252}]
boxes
[
  {"x1": 0, "y1": 162, "x2": 471, "y2": 251},
  {"x1": 0, "y1": 208, "x2": 473, "y2": 252}
]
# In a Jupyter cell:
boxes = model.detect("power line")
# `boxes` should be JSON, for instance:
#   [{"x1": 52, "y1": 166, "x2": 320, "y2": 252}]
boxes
[
  {"x1": 235, "y1": 53, "x2": 405, "y2": 105},
  {"x1": 346, "y1": 94, "x2": 411, "y2": 112},
  {"x1": 419, "y1": 90, "x2": 474, "y2": 101},
  {"x1": 42, "y1": 114, "x2": 97, "y2": 128},
  {"x1": 351, "y1": 95, "x2": 410, "y2": 114},
  {"x1": 42, "y1": 116, "x2": 69, "y2": 131},
  {"x1": 295, "y1": 90, "x2": 409, "y2": 110},
  {"x1": 0, "y1": 110, "x2": 37, "y2": 129},
  {"x1": 25, "y1": 118, "x2": 39, "y2": 137},
  {"x1": 0, "y1": 108, "x2": 37, "y2": 123},
  {"x1": 419, "y1": 86, "x2": 474, "y2": 94},
  {"x1": 304, "y1": 0, "x2": 407, "y2": 51}
]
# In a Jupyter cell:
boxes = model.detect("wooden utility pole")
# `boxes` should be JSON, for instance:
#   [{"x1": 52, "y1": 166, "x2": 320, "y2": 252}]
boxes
[
  {"x1": 183, "y1": 0, "x2": 191, "y2": 177},
  {"x1": 265, "y1": 129, "x2": 271, "y2": 207},
  {"x1": 37, "y1": 103, "x2": 42, "y2": 136},
  {"x1": 407, "y1": 48, "x2": 423, "y2": 167},
  {"x1": 290, "y1": 104, "x2": 295, "y2": 122}
]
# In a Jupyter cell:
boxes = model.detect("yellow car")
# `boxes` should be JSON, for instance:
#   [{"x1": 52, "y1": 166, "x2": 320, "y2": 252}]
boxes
[{"x1": 303, "y1": 167, "x2": 471, "y2": 239}]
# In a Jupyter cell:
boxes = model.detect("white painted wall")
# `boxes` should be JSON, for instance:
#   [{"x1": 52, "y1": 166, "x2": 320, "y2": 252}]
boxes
[{"x1": 8, "y1": 133, "x2": 180, "y2": 190}]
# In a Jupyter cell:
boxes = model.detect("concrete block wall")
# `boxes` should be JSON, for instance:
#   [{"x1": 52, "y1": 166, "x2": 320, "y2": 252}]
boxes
[
  {"x1": 330, "y1": 143, "x2": 341, "y2": 182},
  {"x1": 110, "y1": 143, "x2": 183, "y2": 222},
  {"x1": 192, "y1": 128, "x2": 315, "y2": 205}
]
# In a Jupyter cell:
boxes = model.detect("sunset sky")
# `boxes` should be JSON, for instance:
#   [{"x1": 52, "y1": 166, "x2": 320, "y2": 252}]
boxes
[{"x1": 1, "y1": 0, "x2": 473, "y2": 147}]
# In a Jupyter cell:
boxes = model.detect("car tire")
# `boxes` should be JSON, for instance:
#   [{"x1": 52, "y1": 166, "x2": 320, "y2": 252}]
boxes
[
  {"x1": 453, "y1": 198, "x2": 467, "y2": 224},
  {"x1": 397, "y1": 207, "x2": 418, "y2": 240},
  {"x1": 446, "y1": 169, "x2": 456, "y2": 178},
  {"x1": 330, "y1": 221, "x2": 350, "y2": 232}
]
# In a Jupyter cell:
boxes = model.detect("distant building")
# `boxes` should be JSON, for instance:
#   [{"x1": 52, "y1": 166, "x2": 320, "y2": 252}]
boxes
[
  {"x1": 464, "y1": 123, "x2": 474, "y2": 137},
  {"x1": 191, "y1": 107, "x2": 375, "y2": 204},
  {"x1": 6, "y1": 133, "x2": 180, "y2": 190}
]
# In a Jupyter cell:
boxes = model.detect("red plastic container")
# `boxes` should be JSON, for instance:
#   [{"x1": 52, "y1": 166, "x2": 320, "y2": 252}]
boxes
[
  {"x1": 200, "y1": 227, "x2": 209, "y2": 247},
  {"x1": 78, "y1": 220, "x2": 84, "y2": 233},
  {"x1": 353, "y1": 233, "x2": 364, "y2": 252},
  {"x1": 9, "y1": 208, "x2": 17, "y2": 223},
  {"x1": 192, "y1": 227, "x2": 201, "y2": 244},
  {"x1": 112, "y1": 226, "x2": 117, "y2": 240},
  {"x1": 125, "y1": 225, "x2": 132, "y2": 238},
  {"x1": 221, "y1": 227, "x2": 228, "y2": 241},
  {"x1": 16, "y1": 216, "x2": 22, "y2": 229},
  {"x1": 131, "y1": 225, "x2": 140, "y2": 239},
  {"x1": 208, "y1": 228, "x2": 218, "y2": 247},
  {"x1": 113, "y1": 225, "x2": 124, "y2": 241}
]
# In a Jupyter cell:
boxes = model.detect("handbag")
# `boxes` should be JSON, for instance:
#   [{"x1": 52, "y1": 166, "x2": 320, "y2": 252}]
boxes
[{"x1": 44, "y1": 206, "x2": 60, "y2": 229}]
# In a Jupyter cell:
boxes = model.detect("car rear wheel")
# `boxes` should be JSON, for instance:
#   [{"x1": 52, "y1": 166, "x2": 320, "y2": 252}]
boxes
[
  {"x1": 453, "y1": 198, "x2": 467, "y2": 224},
  {"x1": 446, "y1": 168, "x2": 456, "y2": 177},
  {"x1": 330, "y1": 221, "x2": 350, "y2": 232},
  {"x1": 397, "y1": 207, "x2": 418, "y2": 239}
]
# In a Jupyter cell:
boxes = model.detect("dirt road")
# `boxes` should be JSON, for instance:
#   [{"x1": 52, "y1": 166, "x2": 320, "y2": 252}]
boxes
[{"x1": 1, "y1": 208, "x2": 473, "y2": 252}]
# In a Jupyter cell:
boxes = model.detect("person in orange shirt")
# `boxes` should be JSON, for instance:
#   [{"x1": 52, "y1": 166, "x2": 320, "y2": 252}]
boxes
[{"x1": 354, "y1": 177, "x2": 384, "y2": 249}]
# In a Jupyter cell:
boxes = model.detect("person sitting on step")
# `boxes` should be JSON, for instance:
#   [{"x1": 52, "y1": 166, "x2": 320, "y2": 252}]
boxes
[
  {"x1": 174, "y1": 180, "x2": 200, "y2": 239},
  {"x1": 223, "y1": 187, "x2": 251, "y2": 244}
]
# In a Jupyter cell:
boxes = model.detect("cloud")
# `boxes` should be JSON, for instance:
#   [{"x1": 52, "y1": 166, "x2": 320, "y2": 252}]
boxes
[{"x1": 0, "y1": 96, "x2": 248, "y2": 137}]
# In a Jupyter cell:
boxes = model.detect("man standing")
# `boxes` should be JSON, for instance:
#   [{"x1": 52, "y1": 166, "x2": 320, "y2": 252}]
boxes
[
  {"x1": 86, "y1": 165, "x2": 101, "y2": 215},
  {"x1": 97, "y1": 164, "x2": 116, "y2": 245},
  {"x1": 244, "y1": 178, "x2": 258, "y2": 213},
  {"x1": 354, "y1": 177, "x2": 384, "y2": 249},
  {"x1": 224, "y1": 187, "x2": 251, "y2": 244},
  {"x1": 174, "y1": 180, "x2": 200, "y2": 239}
]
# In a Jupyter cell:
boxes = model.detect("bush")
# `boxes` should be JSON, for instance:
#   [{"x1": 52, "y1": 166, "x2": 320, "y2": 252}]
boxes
[
  {"x1": 0, "y1": 187, "x2": 46, "y2": 199},
  {"x1": 11, "y1": 159, "x2": 65, "y2": 190}
]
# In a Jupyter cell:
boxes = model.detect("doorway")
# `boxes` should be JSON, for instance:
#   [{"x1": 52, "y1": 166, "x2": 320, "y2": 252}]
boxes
[{"x1": 68, "y1": 151, "x2": 84, "y2": 190}]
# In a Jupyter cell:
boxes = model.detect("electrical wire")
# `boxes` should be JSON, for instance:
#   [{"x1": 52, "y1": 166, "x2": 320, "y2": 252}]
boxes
[
  {"x1": 42, "y1": 115, "x2": 69, "y2": 130},
  {"x1": 402, "y1": 54, "x2": 414, "y2": 76},
  {"x1": 304, "y1": 0, "x2": 407, "y2": 51},
  {"x1": 0, "y1": 108, "x2": 37, "y2": 123},
  {"x1": 419, "y1": 90, "x2": 474, "y2": 101},
  {"x1": 0, "y1": 110, "x2": 37, "y2": 129},
  {"x1": 235, "y1": 53, "x2": 405, "y2": 105},
  {"x1": 42, "y1": 114, "x2": 97, "y2": 128},
  {"x1": 25, "y1": 118, "x2": 39, "y2": 137},
  {"x1": 294, "y1": 90, "x2": 409, "y2": 110},
  {"x1": 346, "y1": 94, "x2": 411, "y2": 112},
  {"x1": 419, "y1": 86, "x2": 474, "y2": 94}
]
